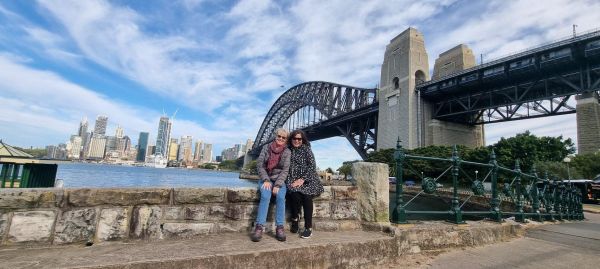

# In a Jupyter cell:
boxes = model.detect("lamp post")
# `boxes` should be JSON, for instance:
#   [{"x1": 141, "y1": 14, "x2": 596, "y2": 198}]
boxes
[
  {"x1": 563, "y1": 156, "x2": 571, "y2": 182},
  {"x1": 475, "y1": 170, "x2": 479, "y2": 181}
]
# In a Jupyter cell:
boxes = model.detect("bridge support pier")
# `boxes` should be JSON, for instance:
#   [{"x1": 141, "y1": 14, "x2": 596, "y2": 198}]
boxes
[{"x1": 576, "y1": 92, "x2": 600, "y2": 154}]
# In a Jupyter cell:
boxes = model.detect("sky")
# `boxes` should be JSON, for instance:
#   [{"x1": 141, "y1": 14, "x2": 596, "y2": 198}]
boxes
[{"x1": 0, "y1": 0, "x2": 598, "y2": 169}]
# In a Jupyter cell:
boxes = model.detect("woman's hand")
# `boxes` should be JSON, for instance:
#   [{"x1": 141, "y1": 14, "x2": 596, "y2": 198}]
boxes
[
  {"x1": 272, "y1": 186, "x2": 280, "y2": 195},
  {"x1": 291, "y1": 178, "x2": 305, "y2": 188},
  {"x1": 262, "y1": 181, "x2": 272, "y2": 191}
]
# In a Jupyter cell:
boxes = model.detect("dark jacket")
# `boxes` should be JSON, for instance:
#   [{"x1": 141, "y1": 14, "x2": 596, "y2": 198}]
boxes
[{"x1": 256, "y1": 143, "x2": 291, "y2": 187}]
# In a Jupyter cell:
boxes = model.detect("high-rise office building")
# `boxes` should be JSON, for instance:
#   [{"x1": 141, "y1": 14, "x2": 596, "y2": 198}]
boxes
[
  {"x1": 136, "y1": 132, "x2": 149, "y2": 162},
  {"x1": 155, "y1": 116, "x2": 171, "y2": 157},
  {"x1": 69, "y1": 135, "x2": 82, "y2": 159},
  {"x1": 93, "y1": 115, "x2": 108, "y2": 136},
  {"x1": 244, "y1": 139, "x2": 254, "y2": 154},
  {"x1": 202, "y1": 143, "x2": 213, "y2": 163},
  {"x1": 178, "y1": 136, "x2": 193, "y2": 163},
  {"x1": 78, "y1": 117, "x2": 88, "y2": 137},
  {"x1": 117, "y1": 135, "x2": 131, "y2": 154},
  {"x1": 115, "y1": 125, "x2": 124, "y2": 138},
  {"x1": 105, "y1": 136, "x2": 117, "y2": 152},
  {"x1": 193, "y1": 140, "x2": 203, "y2": 162},
  {"x1": 87, "y1": 136, "x2": 107, "y2": 159},
  {"x1": 168, "y1": 138, "x2": 179, "y2": 162}
]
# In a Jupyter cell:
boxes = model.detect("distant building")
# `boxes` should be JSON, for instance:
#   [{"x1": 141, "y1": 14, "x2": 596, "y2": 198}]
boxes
[
  {"x1": 202, "y1": 143, "x2": 213, "y2": 163},
  {"x1": 168, "y1": 138, "x2": 179, "y2": 161},
  {"x1": 155, "y1": 116, "x2": 171, "y2": 157},
  {"x1": 78, "y1": 117, "x2": 88, "y2": 137},
  {"x1": 115, "y1": 125, "x2": 124, "y2": 138},
  {"x1": 117, "y1": 135, "x2": 131, "y2": 155},
  {"x1": 45, "y1": 145, "x2": 57, "y2": 159},
  {"x1": 216, "y1": 155, "x2": 222, "y2": 162},
  {"x1": 178, "y1": 135, "x2": 193, "y2": 163},
  {"x1": 193, "y1": 140, "x2": 203, "y2": 162},
  {"x1": 87, "y1": 136, "x2": 107, "y2": 160},
  {"x1": 105, "y1": 136, "x2": 117, "y2": 153},
  {"x1": 69, "y1": 135, "x2": 82, "y2": 159},
  {"x1": 93, "y1": 115, "x2": 108, "y2": 136},
  {"x1": 136, "y1": 132, "x2": 149, "y2": 162},
  {"x1": 244, "y1": 139, "x2": 254, "y2": 154}
]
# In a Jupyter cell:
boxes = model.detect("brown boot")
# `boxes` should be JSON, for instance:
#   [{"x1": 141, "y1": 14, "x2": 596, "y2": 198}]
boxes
[
  {"x1": 275, "y1": 225, "x2": 286, "y2": 241},
  {"x1": 251, "y1": 224, "x2": 263, "y2": 242}
]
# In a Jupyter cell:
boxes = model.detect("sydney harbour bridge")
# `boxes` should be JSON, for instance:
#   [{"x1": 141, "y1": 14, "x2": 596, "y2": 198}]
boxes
[{"x1": 250, "y1": 28, "x2": 600, "y2": 160}]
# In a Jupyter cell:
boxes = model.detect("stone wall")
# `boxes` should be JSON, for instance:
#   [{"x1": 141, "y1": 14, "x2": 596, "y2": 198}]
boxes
[{"x1": 0, "y1": 186, "x2": 360, "y2": 246}]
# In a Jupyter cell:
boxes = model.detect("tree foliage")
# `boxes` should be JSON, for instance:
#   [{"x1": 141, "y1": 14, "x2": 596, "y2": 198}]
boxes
[
  {"x1": 14, "y1": 147, "x2": 47, "y2": 158},
  {"x1": 571, "y1": 152, "x2": 600, "y2": 179},
  {"x1": 337, "y1": 161, "x2": 357, "y2": 179},
  {"x1": 244, "y1": 160, "x2": 258, "y2": 174},
  {"x1": 218, "y1": 160, "x2": 239, "y2": 171},
  {"x1": 365, "y1": 131, "x2": 577, "y2": 183}
]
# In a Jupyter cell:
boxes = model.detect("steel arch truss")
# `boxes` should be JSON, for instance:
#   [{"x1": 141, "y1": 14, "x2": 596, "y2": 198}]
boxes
[{"x1": 252, "y1": 81, "x2": 377, "y2": 158}]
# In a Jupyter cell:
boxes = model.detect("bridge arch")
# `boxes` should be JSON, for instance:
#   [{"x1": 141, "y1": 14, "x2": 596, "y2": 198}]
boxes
[{"x1": 251, "y1": 81, "x2": 378, "y2": 158}]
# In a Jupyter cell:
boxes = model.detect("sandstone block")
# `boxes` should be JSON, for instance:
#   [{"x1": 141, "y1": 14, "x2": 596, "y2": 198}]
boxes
[
  {"x1": 53, "y1": 208, "x2": 97, "y2": 245},
  {"x1": 163, "y1": 206, "x2": 182, "y2": 220},
  {"x1": 332, "y1": 186, "x2": 358, "y2": 200},
  {"x1": 314, "y1": 186, "x2": 332, "y2": 201},
  {"x1": 162, "y1": 223, "x2": 213, "y2": 238},
  {"x1": 339, "y1": 220, "x2": 361, "y2": 231},
  {"x1": 331, "y1": 200, "x2": 358, "y2": 220},
  {"x1": 313, "y1": 201, "x2": 331, "y2": 218},
  {"x1": 183, "y1": 205, "x2": 226, "y2": 221},
  {"x1": 314, "y1": 221, "x2": 339, "y2": 231},
  {"x1": 130, "y1": 206, "x2": 162, "y2": 240},
  {"x1": 0, "y1": 189, "x2": 64, "y2": 209},
  {"x1": 68, "y1": 188, "x2": 170, "y2": 207},
  {"x1": 96, "y1": 208, "x2": 129, "y2": 242},
  {"x1": 8, "y1": 210, "x2": 56, "y2": 243},
  {"x1": 353, "y1": 162, "x2": 390, "y2": 222},
  {"x1": 174, "y1": 188, "x2": 224, "y2": 204},
  {"x1": 226, "y1": 188, "x2": 259, "y2": 202},
  {"x1": 0, "y1": 213, "x2": 9, "y2": 242},
  {"x1": 216, "y1": 220, "x2": 253, "y2": 233}
]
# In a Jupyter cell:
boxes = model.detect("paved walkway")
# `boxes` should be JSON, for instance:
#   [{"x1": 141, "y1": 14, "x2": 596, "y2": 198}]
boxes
[
  {"x1": 427, "y1": 213, "x2": 600, "y2": 269},
  {"x1": 0, "y1": 230, "x2": 392, "y2": 269}
]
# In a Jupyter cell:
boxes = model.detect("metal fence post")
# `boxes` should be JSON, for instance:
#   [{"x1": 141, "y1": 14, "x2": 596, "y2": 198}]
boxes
[
  {"x1": 530, "y1": 166, "x2": 542, "y2": 222},
  {"x1": 489, "y1": 150, "x2": 501, "y2": 222},
  {"x1": 553, "y1": 180, "x2": 563, "y2": 221},
  {"x1": 392, "y1": 138, "x2": 407, "y2": 224},
  {"x1": 544, "y1": 172, "x2": 554, "y2": 221},
  {"x1": 450, "y1": 145, "x2": 465, "y2": 224},
  {"x1": 515, "y1": 160, "x2": 525, "y2": 223}
]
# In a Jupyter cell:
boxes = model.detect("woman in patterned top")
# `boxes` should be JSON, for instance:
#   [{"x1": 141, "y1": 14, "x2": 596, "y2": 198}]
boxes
[{"x1": 286, "y1": 130, "x2": 324, "y2": 239}]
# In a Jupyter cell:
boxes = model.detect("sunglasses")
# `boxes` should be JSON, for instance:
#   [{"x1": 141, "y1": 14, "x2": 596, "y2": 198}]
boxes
[
  {"x1": 276, "y1": 135, "x2": 287, "y2": 139},
  {"x1": 292, "y1": 137, "x2": 303, "y2": 141}
]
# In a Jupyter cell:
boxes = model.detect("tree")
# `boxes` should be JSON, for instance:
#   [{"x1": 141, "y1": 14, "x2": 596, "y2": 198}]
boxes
[
  {"x1": 244, "y1": 160, "x2": 258, "y2": 174},
  {"x1": 325, "y1": 167, "x2": 334, "y2": 174},
  {"x1": 571, "y1": 152, "x2": 600, "y2": 179},
  {"x1": 535, "y1": 161, "x2": 582, "y2": 179},
  {"x1": 14, "y1": 147, "x2": 47, "y2": 158},
  {"x1": 218, "y1": 160, "x2": 239, "y2": 171},
  {"x1": 200, "y1": 163, "x2": 216, "y2": 170},
  {"x1": 337, "y1": 161, "x2": 355, "y2": 180}
]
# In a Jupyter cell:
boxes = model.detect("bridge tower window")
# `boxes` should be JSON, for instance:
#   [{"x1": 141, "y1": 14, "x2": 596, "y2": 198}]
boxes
[
  {"x1": 415, "y1": 70, "x2": 426, "y2": 84},
  {"x1": 393, "y1": 77, "x2": 400, "y2": 89}
]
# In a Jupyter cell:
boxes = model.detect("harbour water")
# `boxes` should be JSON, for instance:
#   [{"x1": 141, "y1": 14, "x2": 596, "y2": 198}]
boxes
[{"x1": 57, "y1": 163, "x2": 255, "y2": 188}]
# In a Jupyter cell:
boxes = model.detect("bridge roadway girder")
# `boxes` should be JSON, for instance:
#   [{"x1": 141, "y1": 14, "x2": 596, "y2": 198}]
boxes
[{"x1": 418, "y1": 30, "x2": 600, "y2": 124}]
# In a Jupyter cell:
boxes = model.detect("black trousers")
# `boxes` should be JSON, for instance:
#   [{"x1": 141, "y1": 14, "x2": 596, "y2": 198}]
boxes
[{"x1": 288, "y1": 191, "x2": 313, "y2": 229}]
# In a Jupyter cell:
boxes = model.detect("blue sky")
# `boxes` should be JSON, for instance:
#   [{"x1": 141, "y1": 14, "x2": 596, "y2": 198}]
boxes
[{"x1": 0, "y1": 0, "x2": 598, "y2": 169}]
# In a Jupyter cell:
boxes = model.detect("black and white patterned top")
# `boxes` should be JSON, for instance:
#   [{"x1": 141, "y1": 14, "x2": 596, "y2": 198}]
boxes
[{"x1": 286, "y1": 144, "x2": 324, "y2": 196}]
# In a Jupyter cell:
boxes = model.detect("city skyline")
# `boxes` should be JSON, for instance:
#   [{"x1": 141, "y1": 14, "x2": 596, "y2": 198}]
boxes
[{"x1": 1, "y1": 1, "x2": 599, "y2": 169}]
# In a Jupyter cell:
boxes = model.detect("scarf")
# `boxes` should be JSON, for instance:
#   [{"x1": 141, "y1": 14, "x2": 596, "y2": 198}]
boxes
[{"x1": 267, "y1": 141, "x2": 285, "y2": 173}]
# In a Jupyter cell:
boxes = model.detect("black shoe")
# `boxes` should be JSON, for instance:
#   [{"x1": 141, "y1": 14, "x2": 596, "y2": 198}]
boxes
[
  {"x1": 290, "y1": 219, "x2": 299, "y2": 233},
  {"x1": 300, "y1": 228, "x2": 312, "y2": 239}
]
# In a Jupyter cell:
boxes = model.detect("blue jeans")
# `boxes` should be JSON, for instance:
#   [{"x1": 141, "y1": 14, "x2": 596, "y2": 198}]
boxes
[{"x1": 256, "y1": 180, "x2": 286, "y2": 226}]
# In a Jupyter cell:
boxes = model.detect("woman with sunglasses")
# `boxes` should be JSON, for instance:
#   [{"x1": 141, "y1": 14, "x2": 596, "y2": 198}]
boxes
[
  {"x1": 252, "y1": 128, "x2": 291, "y2": 242},
  {"x1": 286, "y1": 129, "x2": 324, "y2": 239}
]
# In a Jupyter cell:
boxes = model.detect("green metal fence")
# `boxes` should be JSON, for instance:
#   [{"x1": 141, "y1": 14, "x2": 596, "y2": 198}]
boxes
[{"x1": 391, "y1": 140, "x2": 584, "y2": 224}]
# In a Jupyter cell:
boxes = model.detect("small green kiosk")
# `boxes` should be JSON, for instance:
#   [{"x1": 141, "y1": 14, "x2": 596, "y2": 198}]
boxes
[{"x1": 0, "y1": 140, "x2": 58, "y2": 188}]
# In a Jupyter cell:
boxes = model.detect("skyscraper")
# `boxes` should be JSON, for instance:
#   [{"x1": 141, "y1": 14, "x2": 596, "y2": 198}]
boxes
[
  {"x1": 94, "y1": 115, "x2": 108, "y2": 136},
  {"x1": 115, "y1": 125, "x2": 124, "y2": 138},
  {"x1": 194, "y1": 140, "x2": 203, "y2": 162},
  {"x1": 178, "y1": 135, "x2": 193, "y2": 163},
  {"x1": 202, "y1": 143, "x2": 213, "y2": 163},
  {"x1": 87, "y1": 136, "x2": 107, "y2": 160},
  {"x1": 168, "y1": 138, "x2": 179, "y2": 161},
  {"x1": 78, "y1": 117, "x2": 88, "y2": 137},
  {"x1": 136, "y1": 132, "x2": 149, "y2": 162},
  {"x1": 155, "y1": 116, "x2": 171, "y2": 157}
]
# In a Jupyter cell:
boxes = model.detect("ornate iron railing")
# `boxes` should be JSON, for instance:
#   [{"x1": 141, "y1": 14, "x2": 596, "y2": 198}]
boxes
[{"x1": 391, "y1": 140, "x2": 584, "y2": 224}]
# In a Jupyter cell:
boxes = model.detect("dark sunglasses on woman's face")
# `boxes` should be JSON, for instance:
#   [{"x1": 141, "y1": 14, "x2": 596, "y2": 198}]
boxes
[
  {"x1": 276, "y1": 135, "x2": 287, "y2": 139},
  {"x1": 292, "y1": 137, "x2": 303, "y2": 141}
]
